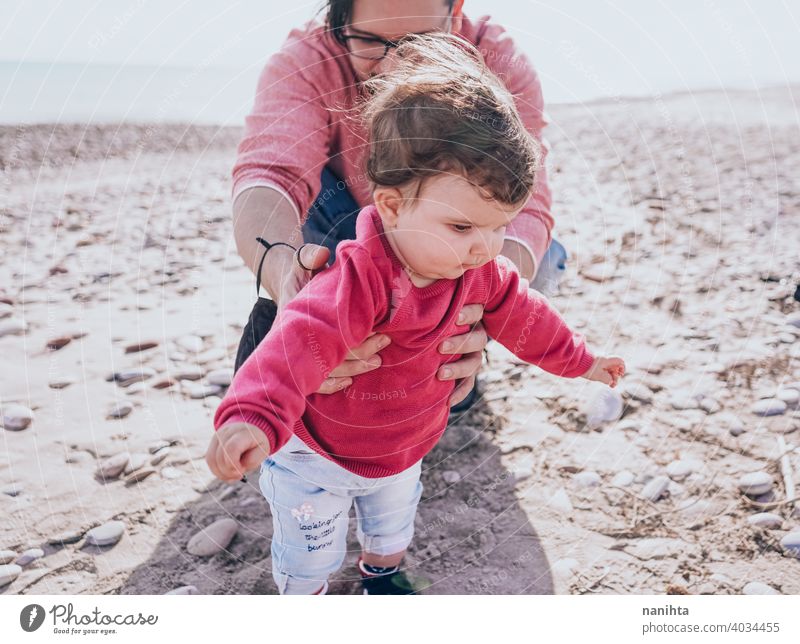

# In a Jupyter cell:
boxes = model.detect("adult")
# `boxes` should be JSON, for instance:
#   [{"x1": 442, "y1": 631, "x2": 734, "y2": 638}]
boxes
[{"x1": 231, "y1": 0, "x2": 564, "y2": 412}]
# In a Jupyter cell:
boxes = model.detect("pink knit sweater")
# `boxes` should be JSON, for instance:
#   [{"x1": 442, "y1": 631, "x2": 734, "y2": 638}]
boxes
[
  {"x1": 214, "y1": 206, "x2": 593, "y2": 478},
  {"x1": 233, "y1": 14, "x2": 554, "y2": 266}
]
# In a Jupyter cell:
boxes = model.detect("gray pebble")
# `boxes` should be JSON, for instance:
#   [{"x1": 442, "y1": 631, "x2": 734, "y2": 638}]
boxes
[
  {"x1": 206, "y1": 368, "x2": 233, "y2": 387},
  {"x1": 106, "y1": 401, "x2": 133, "y2": 419},
  {"x1": 611, "y1": 470, "x2": 635, "y2": 487},
  {"x1": 96, "y1": 453, "x2": 130, "y2": 480},
  {"x1": 2, "y1": 403, "x2": 34, "y2": 431},
  {"x1": 742, "y1": 581, "x2": 780, "y2": 595},
  {"x1": 161, "y1": 467, "x2": 183, "y2": 479},
  {"x1": 669, "y1": 394, "x2": 700, "y2": 410},
  {"x1": 737, "y1": 471, "x2": 773, "y2": 496},
  {"x1": 165, "y1": 585, "x2": 200, "y2": 595},
  {"x1": 0, "y1": 550, "x2": 17, "y2": 565},
  {"x1": 751, "y1": 398, "x2": 787, "y2": 417},
  {"x1": 150, "y1": 450, "x2": 170, "y2": 466},
  {"x1": 0, "y1": 564, "x2": 22, "y2": 587},
  {"x1": 779, "y1": 531, "x2": 800, "y2": 557},
  {"x1": 747, "y1": 513, "x2": 783, "y2": 529},
  {"x1": 169, "y1": 365, "x2": 205, "y2": 381},
  {"x1": 441, "y1": 470, "x2": 461, "y2": 484},
  {"x1": 85, "y1": 520, "x2": 125, "y2": 547},
  {"x1": 187, "y1": 384, "x2": 224, "y2": 399},
  {"x1": 124, "y1": 453, "x2": 149, "y2": 474},
  {"x1": 108, "y1": 368, "x2": 156, "y2": 388},
  {"x1": 545, "y1": 488, "x2": 574, "y2": 514},
  {"x1": 187, "y1": 518, "x2": 238, "y2": 556},
  {"x1": 125, "y1": 467, "x2": 157, "y2": 484},
  {"x1": 15, "y1": 548, "x2": 44, "y2": 567},
  {"x1": 776, "y1": 388, "x2": 799, "y2": 406},
  {"x1": 666, "y1": 460, "x2": 694, "y2": 481},
  {"x1": 642, "y1": 475, "x2": 670, "y2": 502},
  {"x1": 573, "y1": 471, "x2": 602, "y2": 488}
]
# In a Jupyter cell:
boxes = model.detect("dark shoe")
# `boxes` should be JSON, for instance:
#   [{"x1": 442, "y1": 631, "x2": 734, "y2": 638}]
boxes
[
  {"x1": 361, "y1": 570, "x2": 420, "y2": 595},
  {"x1": 234, "y1": 297, "x2": 278, "y2": 373}
]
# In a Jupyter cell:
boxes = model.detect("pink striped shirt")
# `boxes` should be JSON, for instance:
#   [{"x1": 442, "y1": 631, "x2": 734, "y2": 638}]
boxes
[{"x1": 234, "y1": 14, "x2": 554, "y2": 267}]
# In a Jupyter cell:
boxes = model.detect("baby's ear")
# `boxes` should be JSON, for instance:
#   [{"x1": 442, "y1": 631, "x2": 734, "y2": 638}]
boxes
[{"x1": 373, "y1": 187, "x2": 404, "y2": 228}]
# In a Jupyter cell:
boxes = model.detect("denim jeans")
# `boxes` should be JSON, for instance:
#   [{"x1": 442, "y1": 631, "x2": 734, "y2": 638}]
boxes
[{"x1": 259, "y1": 433, "x2": 424, "y2": 594}]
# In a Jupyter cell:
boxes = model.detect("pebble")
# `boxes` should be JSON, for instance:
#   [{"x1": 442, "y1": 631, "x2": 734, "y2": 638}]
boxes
[
  {"x1": 642, "y1": 475, "x2": 670, "y2": 502},
  {"x1": 0, "y1": 550, "x2": 17, "y2": 565},
  {"x1": 625, "y1": 538, "x2": 685, "y2": 560},
  {"x1": 48, "y1": 377, "x2": 76, "y2": 389},
  {"x1": 124, "y1": 453, "x2": 149, "y2": 474},
  {"x1": 2, "y1": 403, "x2": 34, "y2": 431},
  {"x1": 779, "y1": 531, "x2": 800, "y2": 557},
  {"x1": 47, "y1": 530, "x2": 85, "y2": 546},
  {"x1": 0, "y1": 317, "x2": 27, "y2": 337},
  {"x1": 206, "y1": 368, "x2": 233, "y2": 387},
  {"x1": 751, "y1": 398, "x2": 787, "y2": 416},
  {"x1": 746, "y1": 513, "x2": 783, "y2": 529},
  {"x1": 698, "y1": 397, "x2": 721, "y2": 414},
  {"x1": 666, "y1": 460, "x2": 694, "y2": 481},
  {"x1": 196, "y1": 348, "x2": 226, "y2": 364},
  {"x1": 573, "y1": 471, "x2": 602, "y2": 488},
  {"x1": 187, "y1": 384, "x2": 224, "y2": 399},
  {"x1": 0, "y1": 302, "x2": 12, "y2": 318},
  {"x1": 787, "y1": 313, "x2": 800, "y2": 328},
  {"x1": 611, "y1": 470, "x2": 635, "y2": 487},
  {"x1": 170, "y1": 365, "x2": 205, "y2": 381},
  {"x1": 148, "y1": 440, "x2": 171, "y2": 454},
  {"x1": 161, "y1": 467, "x2": 183, "y2": 479},
  {"x1": 2, "y1": 482, "x2": 23, "y2": 497},
  {"x1": 46, "y1": 336, "x2": 72, "y2": 350},
  {"x1": 124, "y1": 341, "x2": 159, "y2": 354},
  {"x1": 15, "y1": 548, "x2": 44, "y2": 567},
  {"x1": 584, "y1": 387, "x2": 623, "y2": 428},
  {"x1": 124, "y1": 467, "x2": 157, "y2": 484},
  {"x1": 742, "y1": 581, "x2": 780, "y2": 595},
  {"x1": 669, "y1": 394, "x2": 700, "y2": 410},
  {"x1": 187, "y1": 518, "x2": 238, "y2": 556},
  {"x1": 176, "y1": 334, "x2": 204, "y2": 353},
  {"x1": 150, "y1": 450, "x2": 170, "y2": 466},
  {"x1": 165, "y1": 585, "x2": 200, "y2": 595},
  {"x1": 85, "y1": 520, "x2": 125, "y2": 547},
  {"x1": 776, "y1": 388, "x2": 799, "y2": 406},
  {"x1": 96, "y1": 453, "x2": 130, "y2": 480},
  {"x1": 106, "y1": 401, "x2": 133, "y2": 419},
  {"x1": 622, "y1": 382, "x2": 654, "y2": 404},
  {"x1": 737, "y1": 471, "x2": 773, "y2": 497},
  {"x1": 441, "y1": 470, "x2": 461, "y2": 484},
  {"x1": 0, "y1": 564, "x2": 22, "y2": 587},
  {"x1": 545, "y1": 488, "x2": 574, "y2": 514},
  {"x1": 108, "y1": 368, "x2": 156, "y2": 387}
]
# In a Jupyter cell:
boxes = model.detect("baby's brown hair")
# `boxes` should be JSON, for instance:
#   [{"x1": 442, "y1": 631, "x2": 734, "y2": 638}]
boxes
[{"x1": 361, "y1": 33, "x2": 540, "y2": 207}]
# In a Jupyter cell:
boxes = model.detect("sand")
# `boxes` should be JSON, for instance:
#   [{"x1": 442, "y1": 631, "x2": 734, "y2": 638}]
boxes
[{"x1": 1, "y1": 86, "x2": 799, "y2": 595}]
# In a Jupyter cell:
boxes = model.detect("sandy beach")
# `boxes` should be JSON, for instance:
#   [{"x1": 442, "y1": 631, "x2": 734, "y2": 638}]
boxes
[{"x1": 1, "y1": 85, "x2": 799, "y2": 595}]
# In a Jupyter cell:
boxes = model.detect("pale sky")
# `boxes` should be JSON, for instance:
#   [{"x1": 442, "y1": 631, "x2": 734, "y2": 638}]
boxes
[{"x1": 1, "y1": 0, "x2": 799, "y2": 112}]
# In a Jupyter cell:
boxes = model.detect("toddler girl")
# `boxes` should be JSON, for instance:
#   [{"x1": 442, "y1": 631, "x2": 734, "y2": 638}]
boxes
[{"x1": 206, "y1": 34, "x2": 625, "y2": 595}]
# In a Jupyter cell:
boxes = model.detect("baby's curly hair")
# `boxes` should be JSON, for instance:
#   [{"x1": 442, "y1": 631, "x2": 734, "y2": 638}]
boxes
[{"x1": 361, "y1": 33, "x2": 540, "y2": 207}]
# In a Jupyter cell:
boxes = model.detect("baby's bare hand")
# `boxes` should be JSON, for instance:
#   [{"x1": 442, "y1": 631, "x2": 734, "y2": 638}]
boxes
[
  {"x1": 583, "y1": 356, "x2": 626, "y2": 388},
  {"x1": 205, "y1": 423, "x2": 271, "y2": 483}
]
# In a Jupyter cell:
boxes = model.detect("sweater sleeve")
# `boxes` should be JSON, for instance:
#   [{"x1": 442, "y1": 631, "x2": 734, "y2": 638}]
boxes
[
  {"x1": 476, "y1": 17, "x2": 554, "y2": 267},
  {"x1": 481, "y1": 258, "x2": 594, "y2": 377},
  {"x1": 213, "y1": 244, "x2": 388, "y2": 454},
  {"x1": 231, "y1": 27, "x2": 333, "y2": 217}
]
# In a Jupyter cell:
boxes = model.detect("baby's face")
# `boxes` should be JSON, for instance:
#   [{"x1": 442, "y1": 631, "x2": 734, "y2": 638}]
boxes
[{"x1": 379, "y1": 173, "x2": 524, "y2": 283}]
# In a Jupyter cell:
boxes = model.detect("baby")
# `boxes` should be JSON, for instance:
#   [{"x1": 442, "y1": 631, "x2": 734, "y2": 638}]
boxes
[{"x1": 206, "y1": 34, "x2": 625, "y2": 595}]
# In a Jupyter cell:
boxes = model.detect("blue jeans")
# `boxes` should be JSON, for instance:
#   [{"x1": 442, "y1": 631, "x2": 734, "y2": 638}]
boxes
[
  {"x1": 304, "y1": 167, "x2": 568, "y2": 291},
  {"x1": 260, "y1": 434, "x2": 424, "y2": 595}
]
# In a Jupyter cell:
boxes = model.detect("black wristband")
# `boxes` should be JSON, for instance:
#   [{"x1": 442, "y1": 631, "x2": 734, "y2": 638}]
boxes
[{"x1": 255, "y1": 237, "x2": 297, "y2": 297}]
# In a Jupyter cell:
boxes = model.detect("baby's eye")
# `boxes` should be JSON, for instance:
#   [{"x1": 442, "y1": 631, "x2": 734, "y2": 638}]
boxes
[{"x1": 451, "y1": 224, "x2": 471, "y2": 233}]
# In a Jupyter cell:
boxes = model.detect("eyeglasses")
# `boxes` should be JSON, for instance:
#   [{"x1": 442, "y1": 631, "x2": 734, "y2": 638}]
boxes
[{"x1": 341, "y1": 14, "x2": 452, "y2": 61}]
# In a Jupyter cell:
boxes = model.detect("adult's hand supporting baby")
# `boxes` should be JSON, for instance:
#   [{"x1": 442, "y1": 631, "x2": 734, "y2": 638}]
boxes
[
  {"x1": 269, "y1": 241, "x2": 390, "y2": 395},
  {"x1": 437, "y1": 304, "x2": 488, "y2": 406},
  {"x1": 205, "y1": 423, "x2": 271, "y2": 483}
]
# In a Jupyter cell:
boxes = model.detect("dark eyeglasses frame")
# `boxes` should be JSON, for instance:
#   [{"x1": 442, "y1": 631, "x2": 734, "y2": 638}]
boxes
[{"x1": 340, "y1": 14, "x2": 453, "y2": 61}]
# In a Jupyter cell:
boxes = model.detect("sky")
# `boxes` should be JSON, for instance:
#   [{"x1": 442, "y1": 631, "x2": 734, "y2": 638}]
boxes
[{"x1": 1, "y1": 0, "x2": 798, "y2": 121}]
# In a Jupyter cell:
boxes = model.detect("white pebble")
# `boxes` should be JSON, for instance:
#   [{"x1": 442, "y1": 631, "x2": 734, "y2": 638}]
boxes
[
  {"x1": 0, "y1": 317, "x2": 27, "y2": 337},
  {"x1": 15, "y1": 548, "x2": 44, "y2": 567},
  {"x1": 85, "y1": 521, "x2": 126, "y2": 547},
  {"x1": 0, "y1": 564, "x2": 22, "y2": 587},
  {"x1": 642, "y1": 475, "x2": 670, "y2": 502},
  {"x1": 737, "y1": 471, "x2": 773, "y2": 496},
  {"x1": 751, "y1": 398, "x2": 787, "y2": 417},
  {"x1": 611, "y1": 470, "x2": 635, "y2": 487},
  {"x1": 0, "y1": 550, "x2": 17, "y2": 565},
  {"x1": 746, "y1": 513, "x2": 783, "y2": 529},
  {"x1": 780, "y1": 531, "x2": 800, "y2": 557},
  {"x1": 96, "y1": 453, "x2": 130, "y2": 480},
  {"x1": 207, "y1": 368, "x2": 233, "y2": 387},
  {"x1": 2, "y1": 403, "x2": 34, "y2": 431},
  {"x1": 441, "y1": 470, "x2": 461, "y2": 484},
  {"x1": 573, "y1": 471, "x2": 602, "y2": 488},
  {"x1": 742, "y1": 581, "x2": 780, "y2": 595},
  {"x1": 187, "y1": 518, "x2": 238, "y2": 556}
]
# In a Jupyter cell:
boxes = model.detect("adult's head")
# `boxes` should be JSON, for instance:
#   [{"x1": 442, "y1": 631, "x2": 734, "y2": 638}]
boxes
[
  {"x1": 326, "y1": 0, "x2": 465, "y2": 81},
  {"x1": 361, "y1": 34, "x2": 540, "y2": 282}
]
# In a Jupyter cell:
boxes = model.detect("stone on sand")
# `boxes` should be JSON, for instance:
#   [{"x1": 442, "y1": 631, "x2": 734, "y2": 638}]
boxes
[
  {"x1": 85, "y1": 520, "x2": 126, "y2": 547},
  {"x1": 187, "y1": 518, "x2": 238, "y2": 556}
]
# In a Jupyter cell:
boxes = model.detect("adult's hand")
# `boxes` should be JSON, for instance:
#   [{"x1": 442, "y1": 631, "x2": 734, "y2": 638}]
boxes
[
  {"x1": 437, "y1": 304, "x2": 488, "y2": 406},
  {"x1": 267, "y1": 242, "x2": 391, "y2": 395}
]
